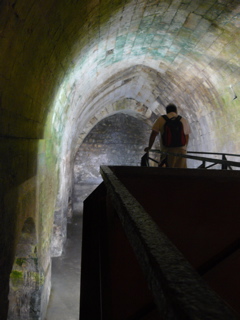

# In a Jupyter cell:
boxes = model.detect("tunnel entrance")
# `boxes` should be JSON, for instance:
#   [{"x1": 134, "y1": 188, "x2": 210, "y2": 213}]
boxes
[
  {"x1": 73, "y1": 112, "x2": 154, "y2": 213},
  {"x1": 46, "y1": 112, "x2": 153, "y2": 318}
]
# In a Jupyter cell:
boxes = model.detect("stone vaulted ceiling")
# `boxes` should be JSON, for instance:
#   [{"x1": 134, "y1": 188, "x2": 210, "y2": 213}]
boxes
[
  {"x1": 1, "y1": 1, "x2": 240, "y2": 318},
  {"x1": 1, "y1": 0, "x2": 240, "y2": 162}
]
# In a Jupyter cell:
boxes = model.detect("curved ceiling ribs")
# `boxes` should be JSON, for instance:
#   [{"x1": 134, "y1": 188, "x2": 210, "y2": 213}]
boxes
[
  {"x1": 1, "y1": 2, "x2": 240, "y2": 318},
  {"x1": 1, "y1": 0, "x2": 239, "y2": 193},
  {"x1": 46, "y1": 0, "x2": 240, "y2": 162}
]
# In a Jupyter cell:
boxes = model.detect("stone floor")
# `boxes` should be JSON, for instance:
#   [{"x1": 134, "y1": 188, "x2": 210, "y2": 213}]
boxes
[{"x1": 45, "y1": 214, "x2": 83, "y2": 320}]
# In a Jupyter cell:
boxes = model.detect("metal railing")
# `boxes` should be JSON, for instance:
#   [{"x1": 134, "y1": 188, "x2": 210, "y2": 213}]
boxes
[{"x1": 141, "y1": 149, "x2": 240, "y2": 170}]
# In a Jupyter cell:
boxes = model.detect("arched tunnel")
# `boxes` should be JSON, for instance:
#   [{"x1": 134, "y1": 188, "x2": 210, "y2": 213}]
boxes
[{"x1": 1, "y1": 0, "x2": 240, "y2": 319}]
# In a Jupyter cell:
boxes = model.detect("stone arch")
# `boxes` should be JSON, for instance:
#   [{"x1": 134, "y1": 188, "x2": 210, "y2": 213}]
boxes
[
  {"x1": 8, "y1": 218, "x2": 44, "y2": 320},
  {"x1": 75, "y1": 98, "x2": 154, "y2": 148},
  {"x1": 53, "y1": 59, "x2": 226, "y2": 257},
  {"x1": 72, "y1": 110, "x2": 159, "y2": 213},
  {"x1": 51, "y1": 101, "x2": 156, "y2": 256},
  {"x1": 69, "y1": 63, "x2": 224, "y2": 161}
]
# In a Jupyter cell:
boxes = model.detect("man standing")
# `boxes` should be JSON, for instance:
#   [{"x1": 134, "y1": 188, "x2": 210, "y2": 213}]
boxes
[{"x1": 144, "y1": 103, "x2": 190, "y2": 168}]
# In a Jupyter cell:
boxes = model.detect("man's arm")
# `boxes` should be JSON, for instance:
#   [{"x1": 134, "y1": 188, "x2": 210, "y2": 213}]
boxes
[
  {"x1": 144, "y1": 130, "x2": 159, "y2": 152},
  {"x1": 185, "y1": 134, "x2": 189, "y2": 147}
]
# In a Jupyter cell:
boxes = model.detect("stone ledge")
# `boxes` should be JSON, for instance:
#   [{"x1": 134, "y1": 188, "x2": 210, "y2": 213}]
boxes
[{"x1": 100, "y1": 165, "x2": 238, "y2": 319}]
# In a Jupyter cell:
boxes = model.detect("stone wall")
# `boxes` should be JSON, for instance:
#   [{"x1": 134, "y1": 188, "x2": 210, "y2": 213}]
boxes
[
  {"x1": 0, "y1": 138, "x2": 58, "y2": 320},
  {"x1": 0, "y1": 0, "x2": 240, "y2": 319},
  {"x1": 73, "y1": 113, "x2": 156, "y2": 213}
]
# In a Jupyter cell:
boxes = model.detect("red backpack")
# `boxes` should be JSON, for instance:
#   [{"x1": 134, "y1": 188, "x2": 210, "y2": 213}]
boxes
[{"x1": 162, "y1": 115, "x2": 186, "y2": 147}]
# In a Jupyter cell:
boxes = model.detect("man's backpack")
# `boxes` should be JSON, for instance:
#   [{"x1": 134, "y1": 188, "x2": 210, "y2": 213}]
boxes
[{"x1": 161, "y1": 115, "x2": 186, "y2": 147}]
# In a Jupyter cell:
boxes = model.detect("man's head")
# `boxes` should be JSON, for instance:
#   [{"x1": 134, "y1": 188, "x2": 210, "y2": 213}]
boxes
[{"x1": 166, "y1": 103, "x2": 177, "y2": 114}]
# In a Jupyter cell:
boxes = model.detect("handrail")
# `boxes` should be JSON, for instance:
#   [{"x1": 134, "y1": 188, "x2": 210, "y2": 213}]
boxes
[
  {"x1": 145, "y1": 149, "x2": 240, "y2": 169},
  {"x1": 187, "y1": 151, "x2": 240, "y2": 157}
]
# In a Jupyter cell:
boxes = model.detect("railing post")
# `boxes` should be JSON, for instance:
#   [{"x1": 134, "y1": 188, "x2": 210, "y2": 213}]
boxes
[
  {"x1": 198, "y1": 161, "x2": 206, "y2": 169},
  {"x1": 141, "y1": 153, "x2": 149, "y2": 166},
  {"x1": 222, "y1": 154, "x2": 228, "y2": 170}
]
